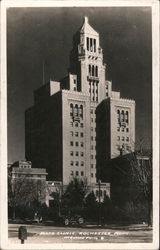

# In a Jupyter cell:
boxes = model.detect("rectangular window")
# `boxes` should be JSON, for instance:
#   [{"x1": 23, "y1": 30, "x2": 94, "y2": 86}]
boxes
[
  {"x1": 91, "y1": 109, "x2": 93, "y2": 114},
  {"x1": 91, "y1": 136, "x2": 93, "y2": 141},
  {"x1": 117, "y1": 127, "x2": 120, "y2": 132},
  {"x1": 80, "y1": 132, "x2": 84, "y2": 137},
  {"x1": 70, "y1": 171, "x2": 73, "y2": 176},
  {"x1": 94, "y1": 39, "x2": 96, "y2": 52},
  {"x1": 91, "y1": 145, "x2": 94, "y2": 150},
  {"x1": 87, "y1": 37, "x2": 89, "y2": 51},
  {"x1": 71, "y1": 161, "x2": 74, "y2": 166},
  {"x1": 90, "y1": 38, "x2": 93, "y2": 51},
  {"x1": 122, "y1": 136, "x2": 125, "y2": 141},
  {"x1": 75, "y1": 122, "x2": 78, "y2": 127},
  {"x1": 91, "y1": 173, "x2": 93, "y2": 177},
  {"x1": 70, "y1": 151, "x2": 73, "y2": 156},
  {"x1": 81, "y1": 152, "x2": 84, "y2": 157},
  {"x1": 126, "y1": 137, "x2": 129, "y2": 142},
  {"x1": 76, "y1": 161, "x2": 79, "y2": 166},
  {"x1": 122, "y1": 127, "x2": 125, "y2": 132},
  {"x1": 91, "y1": 164, "x2": 93, "y2": 168},
  {"x1": 81, "y1": 171, "x2": 84, "y2": 176},
  {"x1": 80, "y1": 142, "x2": 84, "y2": 147},
  {"x1": 91, "y1": 118, "x2": 93, "y2": 122},
  {"x1": 74, "y1": 79, "x2": 76, "y2": 84},
  {"x1": 81, "y1": 161, "x2": 84, "y2": 166},
  {"x1": 126, "y1": 128, "x2": 129, "y2": 132},
  {"x1": 70, "y1": 122, "x2": 73, "y2": 127},
  {"x1": 91, "y1": 127, "x2": 93, "y2": 131},
  {"x1": 75, "y1": 132, "x2": 78, "y2": 137},
  {"x1": 70, "y1": 131, "x2": 73, "y2": 136},
  {"x1": 80, "y1": 123, "x2": 83, "y2": 128},
  {"x1": 75, "y1": 142, "x2": 79, "y2": 146},
  {"x1": 76, "y1": 151, "x2": 79, "y2": 156},
  {"x1": 76, "y1": 171, "x2": 79, "y2": 176},
  {"x1": 70, "y1": 141, "x2": 73, "y2": 146}
]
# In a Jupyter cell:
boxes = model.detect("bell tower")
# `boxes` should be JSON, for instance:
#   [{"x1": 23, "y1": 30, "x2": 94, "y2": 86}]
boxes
[{"x1": 69, "y1": 16, "x2": 107, "y2": 103}]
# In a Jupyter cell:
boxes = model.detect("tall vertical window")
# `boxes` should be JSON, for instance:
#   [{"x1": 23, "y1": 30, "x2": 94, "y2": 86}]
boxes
[
  {"x1": 121, "y1": 110, "x2": 124, "y2": 122},
  {"x1": 74, "y1": 104, "x2": 78, "y2": 117},
  {"x1": 79, "y1": 105, "x2": 83, "y2": 118},
  {"x1": 126, "y1": 111, "x2": 129, "y2": 123},
  {"x1": 94, "y1": 39, "x2": 96, "y2": 52},
  {"x1": 92, "y1": 65, "x2": 94, "y2": 76},
  {"x1": 95, "y1": 66, "x2": 98, "y2": 77},
  {"x1": 89, "y1": 64, "x2": 91, "y2": 76},
  {"x1": 90, "y1": 38, "x2": 93, "y2": 51},
  {"x1": 87, "y1": 37, "x2": 89, "y2": 51},
  {"x1": 70, "y1": 103, "x2": 73, "y2": 115},
  {"x1": 117, "y1": 110, "x2": 120, "y2": 123}
]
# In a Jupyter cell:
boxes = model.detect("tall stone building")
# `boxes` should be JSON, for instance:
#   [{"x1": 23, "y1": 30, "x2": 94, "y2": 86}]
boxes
[{"x1": 25, "y1": 17, "x2": 135, "y2": 195}]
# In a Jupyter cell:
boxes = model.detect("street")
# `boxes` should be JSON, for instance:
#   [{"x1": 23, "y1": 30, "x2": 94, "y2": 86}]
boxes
[{"x1": 8, "y1": 223, "x2": 152, "y2": 244}]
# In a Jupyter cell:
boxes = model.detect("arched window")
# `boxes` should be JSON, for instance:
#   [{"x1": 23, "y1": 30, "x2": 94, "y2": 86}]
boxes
[
  {"x1": 89, "y1": 65, "x2": 91, "y2": 76},
  {"x1": 74, "y1": 104, "x2": 78, "y2": 117},
  {"x1": 79, "y1": 105, "x2": 83, "y2": 118},
  {"x1": 121, "y1": 110, "x2": 124, "y2": 122},
  {"x1": 92, "y1": 65, "x2": 94, "y2": 76},
  {"x1": 126, "y1": 111, "x2": 129, "y2": 123},
  {"x1": 117, "y1": 110, "x2": 120, "y2": 122},
  {"x1": 70, "y1": 103, "x2": 73, "y2": 115}
]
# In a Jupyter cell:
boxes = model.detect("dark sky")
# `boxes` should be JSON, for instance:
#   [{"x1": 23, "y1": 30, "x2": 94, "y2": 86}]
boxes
[{"x1": 7, "y1": 7, "x2": 152, "y2": 163}]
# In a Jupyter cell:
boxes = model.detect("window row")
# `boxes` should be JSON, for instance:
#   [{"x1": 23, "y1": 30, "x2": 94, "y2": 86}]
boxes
[
  {"x1": 70, "y1": 161, "x2": 84, "y2": 166},
  {"x1": 70, "y1": 131, "x2": 84, "y2": 137},
  {"x1": 91, "y1": 154, "x2": 96, "y2": 159},
  {"x1": 117, "y1": 127, "x2": 129, "y2": 132},
  {"x1": 91, "y1": 118, "x2": 96, "y2": 123},
  {"x1": 88, "y1": 65, "x2": 98, "y2": 77},
  {"x1": 71, "y1": 170, "x2": 84, "y2": 176},
  {"x1": 116, "y1": 144, "x2": 131, "y2": 151},
  {"x1": 117, "y1": 136, "x2": 129, "y2": 142},
  {"x1": 90, "y1": 96, "x2": 98, "y2": 102},
  {"x1": 87, "y1": 37, "x2": 96, "y2": 52},
  {"x1": 70, "y1": 151, "x2": 84, "y2": 157},
  {"x1": 70, "y1": 104, "x2": 83, "y2": 118},
  {"x1": 70, "y1": 122, "x2": 84, "y2": 128},
  {"x1": 117, "y1": 110, "x2": 129, "y2": 123},
  {"x1": 70, "y1": 141, "x2": 84, "y2": 147}
]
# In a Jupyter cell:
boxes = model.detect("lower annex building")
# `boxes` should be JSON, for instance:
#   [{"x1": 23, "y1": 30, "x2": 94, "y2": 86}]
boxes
[{"x1": 25, "y1": 17, "x2": 135, "y2": 198}]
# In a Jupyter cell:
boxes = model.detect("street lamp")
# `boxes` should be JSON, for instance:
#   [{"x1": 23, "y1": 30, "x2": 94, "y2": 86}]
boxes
[{"x1": 98, "y1": 179, "x2": 101, "y2": 226}]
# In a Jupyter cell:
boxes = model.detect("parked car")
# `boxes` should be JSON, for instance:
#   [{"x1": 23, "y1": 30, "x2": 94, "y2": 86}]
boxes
[{"x1": 55, "y1": 214, "x2": 84, "y2": 226}]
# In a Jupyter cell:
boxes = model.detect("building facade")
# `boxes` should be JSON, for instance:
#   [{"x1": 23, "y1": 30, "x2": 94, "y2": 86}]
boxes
[
  {"x1": 25, "y1": 17, "x2": 135, "y2": 196},
  {"x1": 9, "y1": 160, "x2": 48, "y2": 204}
]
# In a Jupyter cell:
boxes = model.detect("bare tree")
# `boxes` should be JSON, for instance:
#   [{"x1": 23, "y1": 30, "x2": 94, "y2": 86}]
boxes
[
  {"x1": 129, "y1": 151, "x2": 152, "y2": 226},
  {"x1": 8, "y1": 175, "x2": 46, "y2": 220}
]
